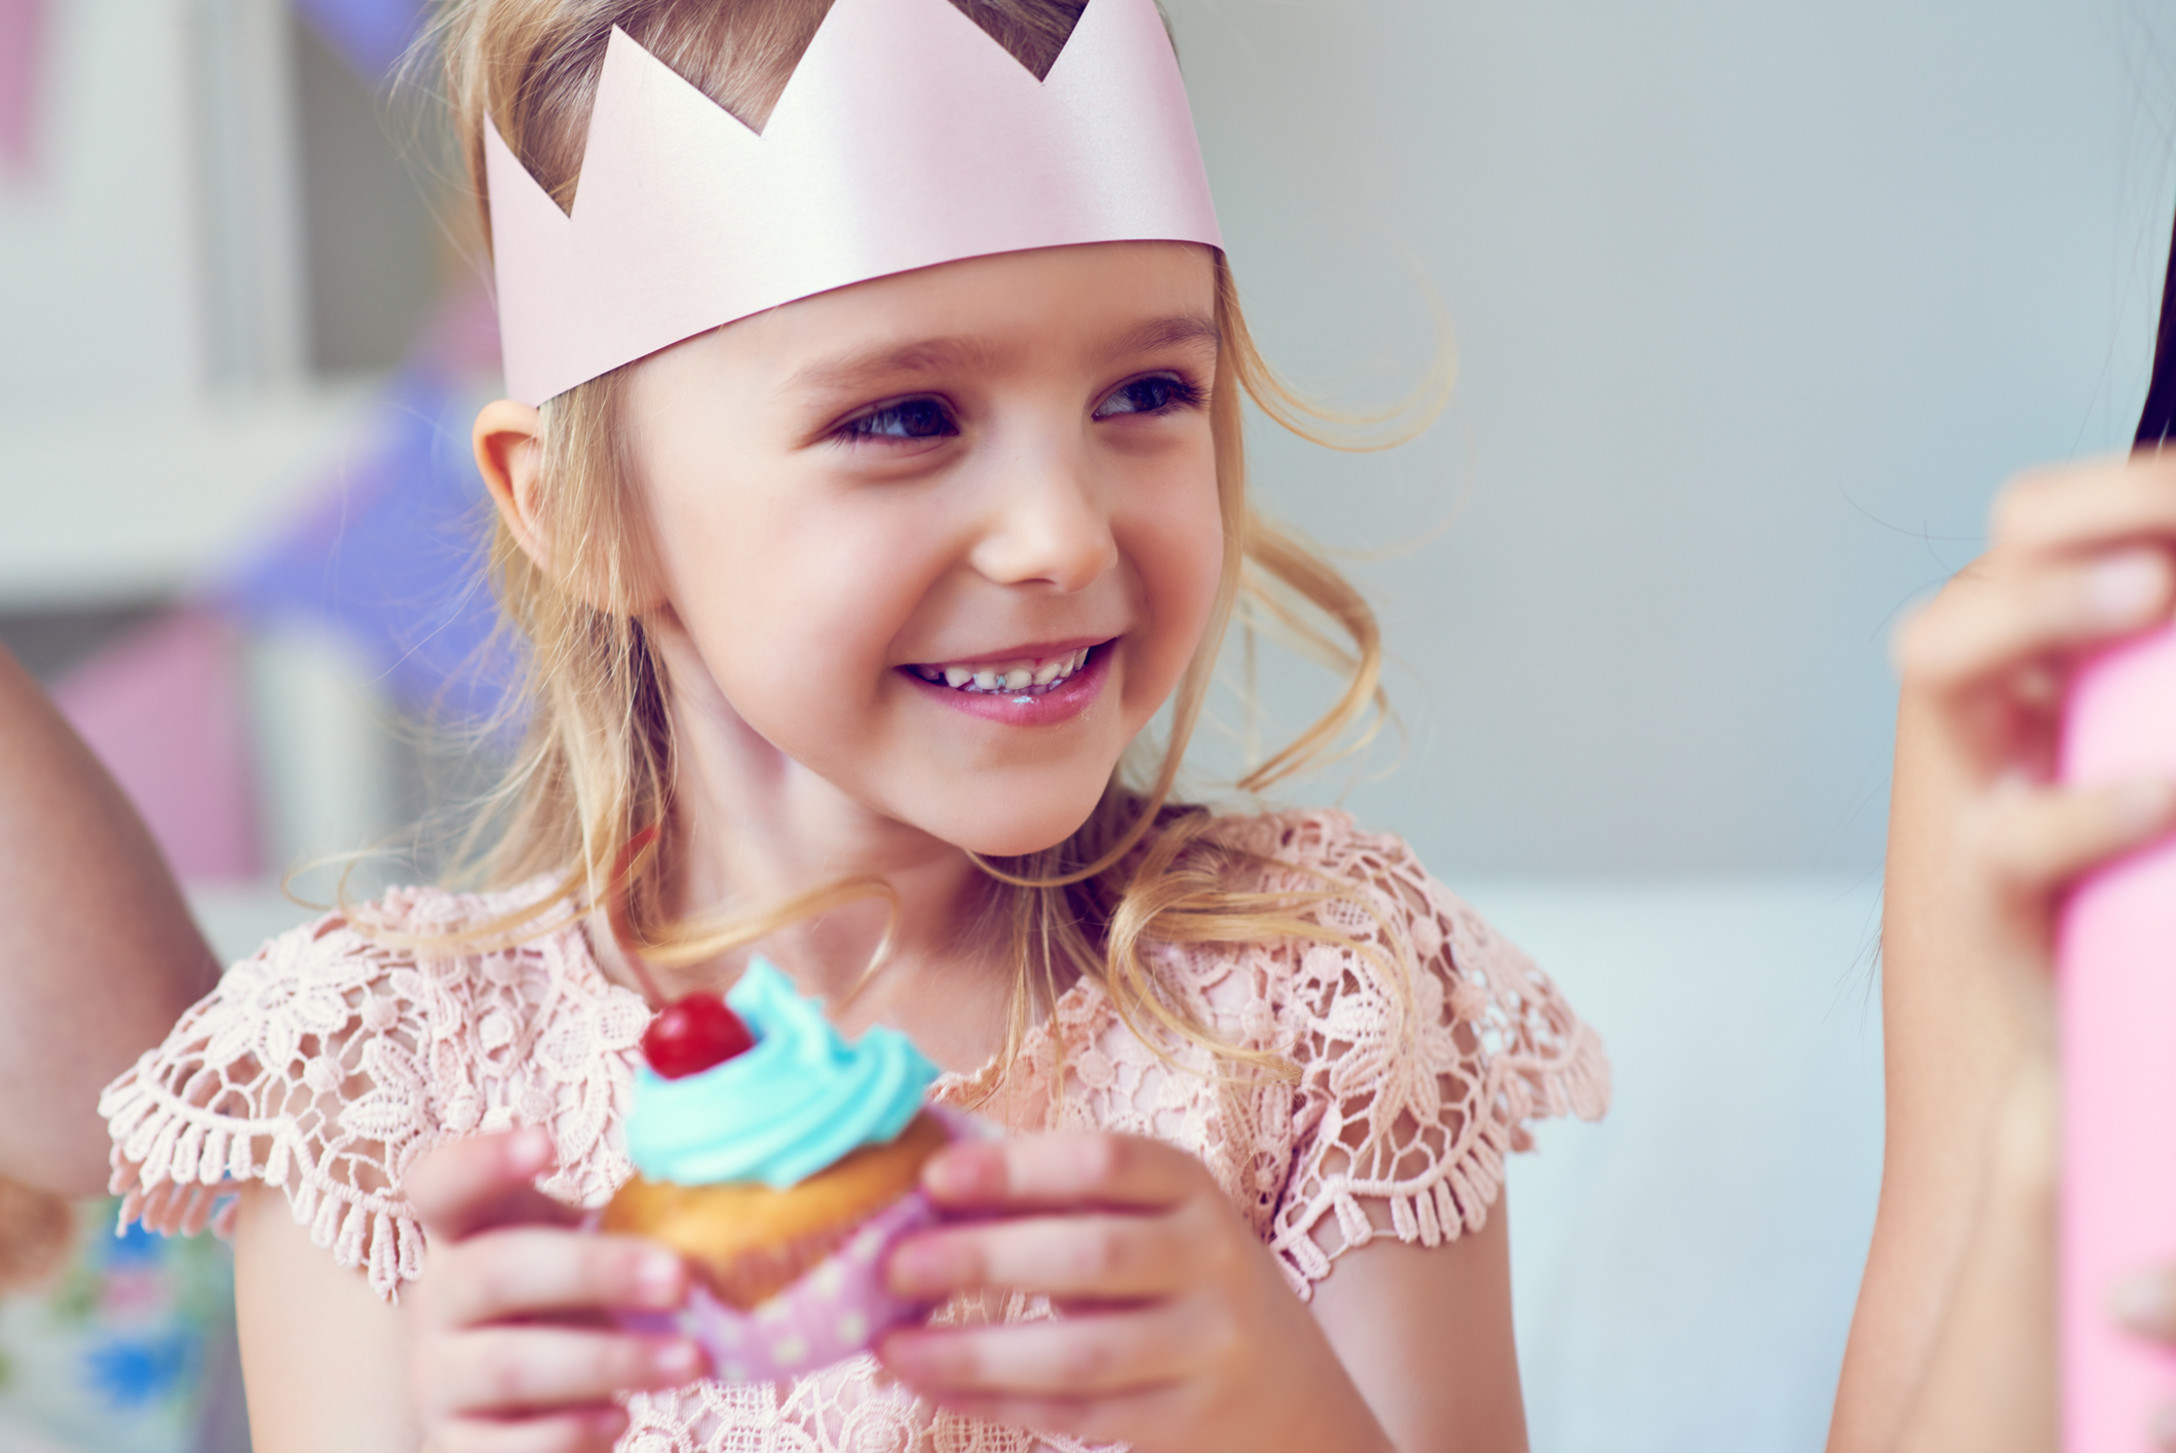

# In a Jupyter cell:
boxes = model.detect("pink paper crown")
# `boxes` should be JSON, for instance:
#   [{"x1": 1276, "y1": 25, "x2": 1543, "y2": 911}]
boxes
[{"x1": 484, "y1": 0, "x2": 1223, "y2": 406}]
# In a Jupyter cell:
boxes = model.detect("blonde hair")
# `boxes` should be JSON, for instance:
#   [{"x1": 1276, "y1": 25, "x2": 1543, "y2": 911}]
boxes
[{"x1": 418, "y1": 0, "x2": 1443, "y2": 1083}]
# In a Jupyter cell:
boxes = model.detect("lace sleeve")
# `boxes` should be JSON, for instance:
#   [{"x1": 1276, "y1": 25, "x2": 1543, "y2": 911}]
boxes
[
  {"x1": 1263, "y1": 822, "x2": 1608, "y2": 1296},
  {"x1": 98, "y1": 887, "x2": 646, "y2": 1303},
  {"x1": 98, "y1": 912, "x2": 445, "y2": 1300}
]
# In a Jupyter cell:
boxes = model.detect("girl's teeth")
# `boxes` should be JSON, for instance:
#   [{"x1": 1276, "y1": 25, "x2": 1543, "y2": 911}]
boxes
[{"x1": 913, "y1": 646, "x2": 1099, "y2": 695}]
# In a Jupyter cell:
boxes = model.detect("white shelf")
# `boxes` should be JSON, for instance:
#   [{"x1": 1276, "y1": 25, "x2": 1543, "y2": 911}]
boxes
[{"x1": 0, "y1": 383, "x2": 377, "y2": 611}]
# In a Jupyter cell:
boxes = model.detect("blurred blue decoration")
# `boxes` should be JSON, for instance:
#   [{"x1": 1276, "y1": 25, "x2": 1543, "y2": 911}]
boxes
[
  {"x1": 219, "y1": 367, "x2": 514, "y2": 726},
  {"x1": 106, "y1": 1222, "x2": 163, "y2": 1268},
  {"x1": 82, "y1": 1332, "x2": 191, "y2": 1409},
  {"x1": 295, "y1": 0, "x2": 426, "y2": 79},
  {"x1": 0, "y1": 1199, "x2": 239, "y2": 1453}
]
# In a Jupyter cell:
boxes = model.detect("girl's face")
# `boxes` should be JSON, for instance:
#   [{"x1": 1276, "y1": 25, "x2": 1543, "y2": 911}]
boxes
[{"x1": 623, "y1": 241, "x2": 1224, "y2": 857}]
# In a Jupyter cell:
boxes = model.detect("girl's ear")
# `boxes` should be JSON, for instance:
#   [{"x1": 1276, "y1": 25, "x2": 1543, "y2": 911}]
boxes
[
  {"x1": 474, "y1": 400, "x2": 552, "y2": 570},
  {"x1": 472, "y1": 398, "x2": 669, "y2": 615}
]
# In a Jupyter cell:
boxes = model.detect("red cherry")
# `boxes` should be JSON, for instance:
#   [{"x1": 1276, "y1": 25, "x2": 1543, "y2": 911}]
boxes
[{"x1": 641, "y1": 992, "x2": 757, "y2": 1079}]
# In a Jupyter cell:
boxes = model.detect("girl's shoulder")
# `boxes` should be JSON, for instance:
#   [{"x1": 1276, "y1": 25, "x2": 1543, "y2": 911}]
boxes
[
  {"x1": 1187, "y1": 806, "x2": 1565, "y2": 1027},
  {"x1": 1060, "y1": 806, "x2": 1610, "y2": 1295},
  {"x1": 99, "y1": 877, "x2": 648, "y2": 1300}
]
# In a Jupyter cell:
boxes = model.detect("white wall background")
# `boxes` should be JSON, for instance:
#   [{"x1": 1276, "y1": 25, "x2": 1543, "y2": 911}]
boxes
[{"x1": 1171, "y1": 0, "x2": 2176, "y2": 873}]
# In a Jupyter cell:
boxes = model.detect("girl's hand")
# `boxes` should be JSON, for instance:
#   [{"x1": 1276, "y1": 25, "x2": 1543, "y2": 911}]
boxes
[
  {"x1": 877, "y1": 1131, "x2": 1393, "y2": 1453},
  {"x1": 1890, "y1": 452, "x2": 2176, "y2": 1026},
  {"x1": 1868, "y1": 453, "x2": 2176, "y2": 1453},
  {"x1": 406, "y1": 1129, "x2": 707, "y2": 1453}
]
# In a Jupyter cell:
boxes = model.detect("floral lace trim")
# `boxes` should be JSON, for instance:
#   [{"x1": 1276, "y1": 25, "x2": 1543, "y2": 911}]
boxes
[
  {"x1": 1231, "y1": 814, "x2": 1610, "y2": 1289},
  {"x1": 99, "y1": 881, "x2": 649, "y2": 1300}
]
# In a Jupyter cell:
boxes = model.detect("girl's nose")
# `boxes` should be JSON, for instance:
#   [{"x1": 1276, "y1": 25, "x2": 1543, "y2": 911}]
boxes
[{"x1": 967, "y1": 450, "x2": 1119, "y2": 593}]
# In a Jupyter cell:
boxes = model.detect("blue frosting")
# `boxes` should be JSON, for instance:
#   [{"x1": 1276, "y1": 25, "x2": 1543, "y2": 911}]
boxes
[{"x1": 624, "y1": 958, "x2": 938, "y2": 1189}]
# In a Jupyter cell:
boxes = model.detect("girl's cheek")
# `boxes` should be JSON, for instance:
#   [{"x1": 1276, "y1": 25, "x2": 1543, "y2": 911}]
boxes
[{"x1": 1138, "y1": 470, "x2": 1226, "y2": 656}]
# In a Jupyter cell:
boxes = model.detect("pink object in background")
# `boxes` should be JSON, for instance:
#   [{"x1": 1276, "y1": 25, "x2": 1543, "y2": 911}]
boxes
[
  {"x1": 52, "y1": 610, "x2": 263, "y2": 884},
  {"x1": 0, "y1": 0, "x2": 46, "y2": 179},
  {"x1": 2060, "y1": 619, "x2": 2176, "y2": 1452}
]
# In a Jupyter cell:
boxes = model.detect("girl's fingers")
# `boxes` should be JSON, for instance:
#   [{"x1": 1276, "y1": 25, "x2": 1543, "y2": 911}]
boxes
[
  {"x1": 1968, "y1": 777, "x2": 2176, "y2": 894},
  {"x1": 1894, "y1": 548, "x2": 2173, "y2": 695},
  {"x1": 887, "y1": 1211, "x2": 1188, "y2": 1302},
  {"x1": 410, "y1": 1129, "x2": 577, "y2": 1240},
  {"x1": 880, "y1": 1300, "x2": 1198, "y2": 1397},
  {"x1": 425, "y1": 1327, "x2": 705, "y2": 1417},
  {"x1": 922, "y1": 1132, "x2": 1200, "y2": 1212},
  {"x1": 431, "y1": 1406, "x2": 629, "y2": 1453},
  {"x1": 1992, "y1": 453, "x2": 2176, "y2": 556},
  {"x1": 426, "y1": 1230, "x2": 687, "y2": 1327}
]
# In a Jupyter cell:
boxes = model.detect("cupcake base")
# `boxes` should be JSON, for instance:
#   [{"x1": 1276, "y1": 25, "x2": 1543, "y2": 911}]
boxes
[
  {"x1": 602, "y1": 1107, "x2": 987, "y2": 1383},
  {"x1": 617, "y1": 1188, "x2": 942, "y2": 1383}
]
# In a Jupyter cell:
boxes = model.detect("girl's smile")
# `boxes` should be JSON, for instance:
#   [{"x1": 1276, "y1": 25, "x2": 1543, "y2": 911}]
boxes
[{"x1": 899, "y1": 637, "x2": 1114, "y2": 725}]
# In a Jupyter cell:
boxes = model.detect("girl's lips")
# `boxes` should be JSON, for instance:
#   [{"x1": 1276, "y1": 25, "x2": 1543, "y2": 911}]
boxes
[{"x1": 899, "y1": 641, "x2": 1111, "y2": 725}]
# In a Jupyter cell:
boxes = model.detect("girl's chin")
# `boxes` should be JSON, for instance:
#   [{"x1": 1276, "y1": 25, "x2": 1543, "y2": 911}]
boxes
[{"x1": 907, "y1": 781, "x2": 1118, "y2": 862}]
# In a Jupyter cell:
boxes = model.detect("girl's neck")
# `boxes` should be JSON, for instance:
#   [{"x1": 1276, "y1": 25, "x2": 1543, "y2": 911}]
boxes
[{"x1": 607, "y1": 618, "x2": 1012, "y2": 1072}]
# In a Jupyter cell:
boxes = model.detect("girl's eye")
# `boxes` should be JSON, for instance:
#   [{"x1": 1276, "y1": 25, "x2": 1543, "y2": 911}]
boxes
[
  {"x1": 839, "y1": 397, "x2": 958, "y2": 441},
  {"x1": 1094, "y1": 373, "x2": 1202, "y2": 420}
]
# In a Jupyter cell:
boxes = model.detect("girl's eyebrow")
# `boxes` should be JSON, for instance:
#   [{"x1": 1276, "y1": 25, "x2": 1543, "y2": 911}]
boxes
[
  {"x1": 1109, "y1": 313, "x2": 1220, "y2": 360},
  {"x1": 782, "y1": 336, "x2": 1001, "y2": 399},
  {"x1": 781, "y1": 313, "x2": 1222, "y2": 401}
]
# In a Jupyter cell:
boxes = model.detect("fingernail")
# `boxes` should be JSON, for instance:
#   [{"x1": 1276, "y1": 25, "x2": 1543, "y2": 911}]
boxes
[
  {"x1": 2113, "y1": 1270, "x2": 2173, "y2": 1333},
  {"x1": 2090, "y1": 553, "x2": 2169, "y2": 622},
  {"x1": 652, "y1": 1339, "x2": 703, "y2": 1381},
  {"x1": 636, "y1": 1251, "x2": 684, "y2": 1306},
  {"x1": 925, "y1": 1145, "x2": 1000, "y2": 1201},
  {"x1": 504, "y1": 1127, "x2": 552, "y2": 1173},
  {"x1": 2119, "y1": 780, "x2": 2176, "y2": 835}
]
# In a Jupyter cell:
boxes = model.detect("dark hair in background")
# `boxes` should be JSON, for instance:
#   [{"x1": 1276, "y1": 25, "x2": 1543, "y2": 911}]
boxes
[{"x1": 2141, "y1": 206, "x2": 2176, "y2": 446}]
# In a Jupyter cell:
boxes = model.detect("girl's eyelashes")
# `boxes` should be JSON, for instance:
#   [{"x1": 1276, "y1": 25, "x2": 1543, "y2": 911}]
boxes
[
  {"x1": 830, "y1": 372, "x2": 1201, "y2": 445},
  {"x1": 1093, "y1": 372, "x2": 1204, "y2": 420},
  {"x1": 835, "y1": 395, "x2": 959, "y2": 443}
]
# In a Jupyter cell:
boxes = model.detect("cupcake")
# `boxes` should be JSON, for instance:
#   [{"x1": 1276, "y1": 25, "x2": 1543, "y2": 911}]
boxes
[{"x1": 602, "y1": 959, "x2": 958, "y2": 1381}]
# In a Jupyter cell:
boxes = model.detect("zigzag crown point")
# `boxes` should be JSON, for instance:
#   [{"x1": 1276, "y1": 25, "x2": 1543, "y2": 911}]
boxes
[{"x1": 486, "y1": 0, "x2": 1219, "y2": 407}]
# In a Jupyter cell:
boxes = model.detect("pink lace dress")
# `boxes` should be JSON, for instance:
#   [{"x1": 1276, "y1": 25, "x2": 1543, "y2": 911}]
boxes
[{"x1": 101, "y1": 810, "x2": 1606, "y2": 1452}]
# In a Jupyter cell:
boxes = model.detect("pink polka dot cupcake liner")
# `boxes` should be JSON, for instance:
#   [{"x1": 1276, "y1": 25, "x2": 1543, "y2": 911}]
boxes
[
  {"x1": 607, "y1": 1108, "x2": 989, "y2": 1383},
  {"x1": 632, "y1": 1188, "x2": 940, "y2": 1383}
]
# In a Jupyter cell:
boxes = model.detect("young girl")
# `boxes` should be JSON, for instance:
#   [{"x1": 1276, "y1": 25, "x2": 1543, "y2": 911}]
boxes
[{"x1": 97, "y1": 2, "x2": 1606, "y2": 1450}]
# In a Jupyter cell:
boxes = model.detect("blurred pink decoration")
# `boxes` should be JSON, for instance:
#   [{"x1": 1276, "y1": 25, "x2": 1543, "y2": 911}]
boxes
[
  {"x1": 410, "y1": 273, "x2": 502, "y2": 378},
  {"x1": 53, "y1": 610, "x2": 263, "y2": 884},
  {"x1": 0, "y1": 0, "x2": 44, "y2": 180},
  {"x1": 0, "y1": 0, "x2": 44, "y2": 179}
]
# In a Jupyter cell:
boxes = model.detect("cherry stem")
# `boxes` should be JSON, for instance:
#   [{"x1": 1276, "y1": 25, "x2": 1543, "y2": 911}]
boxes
[{"x1": 605, "y1": 824, "x2": 669, "y2": 1008}]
